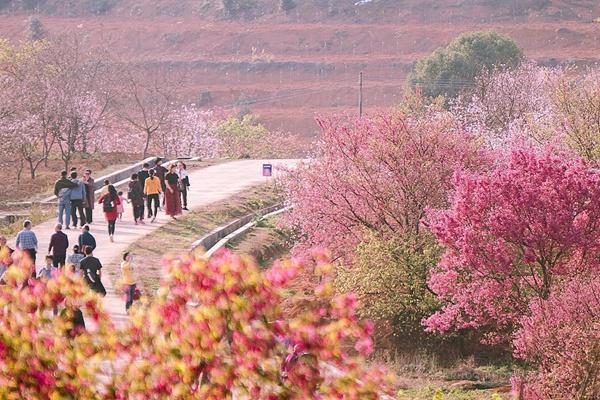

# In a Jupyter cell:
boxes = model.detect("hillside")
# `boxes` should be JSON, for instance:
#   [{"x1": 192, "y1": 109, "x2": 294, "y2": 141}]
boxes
[{"x1": 1, "y1": 0, "x2": 600, "y2": 136}]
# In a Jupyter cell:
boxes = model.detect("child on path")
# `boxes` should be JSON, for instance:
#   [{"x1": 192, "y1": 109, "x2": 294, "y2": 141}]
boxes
[
  {"x1": 117, "y1": 191, "x2": 126, "y2": 221},
  {"x1": 38, "y1": 255, "x2": 58, "y2": 315},
  {"x1": 67, "y1": 245, "x2": 85, "y2": 275},
  {"x1": 37, "y1": 255, "x2": 56, "y2": 280}
]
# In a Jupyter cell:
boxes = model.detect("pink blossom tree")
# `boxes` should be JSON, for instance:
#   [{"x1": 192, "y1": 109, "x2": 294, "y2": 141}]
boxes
[
  {"x1": 512, "y1": 275, "x2": 600, "y2": 399},
  {"x1": 452, "y1": 63, "x2": 561, "y2": 151},
  {"x1": 425, "y1": 148, "x2": 600, "y2": 340},
  {"x1": 282, "y1": 111, "x2": 482, "y2": 262},
  {"x1": 159, "y1": 104, "x2": 221, "y2": 158},
  {"x1": 114, "y1": 65, "x2": 186, "y2": 157}
]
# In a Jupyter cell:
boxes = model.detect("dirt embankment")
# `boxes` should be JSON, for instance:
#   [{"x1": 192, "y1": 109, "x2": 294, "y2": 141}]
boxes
[{"x1": 1, "y1": 1, "x2": 599, "y2": 136}]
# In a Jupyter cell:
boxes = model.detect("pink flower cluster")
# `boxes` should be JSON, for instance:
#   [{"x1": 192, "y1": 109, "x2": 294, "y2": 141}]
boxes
[{"x1": 425, "y1": 149, "x2": 600, "y2": 339}]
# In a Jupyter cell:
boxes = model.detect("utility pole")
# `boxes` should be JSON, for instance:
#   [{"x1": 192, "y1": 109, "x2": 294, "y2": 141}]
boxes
[{"x1": 358, "y1": 71, "x2": 363, "y2": 118}]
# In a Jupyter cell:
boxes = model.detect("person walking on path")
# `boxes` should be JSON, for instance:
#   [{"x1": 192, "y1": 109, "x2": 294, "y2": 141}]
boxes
[
  {"x1": 98, "y1": 185, "x2": 121, "y2": 242},
  {"x1": 54, "y1": 170, "x2": 76, "y2": 229},
  {"x1": 120, "y1": 252, "x2": 137, "y2": 311},
  {"x1": 69, "y1": 171, "x2": 87, "y2": 229},
  {"x1": 144, "y1": 169, "x2": 162, "y2": 222},
  {"x1": 0, "y1": 235, "x2": 13, "y2": 284},
  {"x1": 15, "y1": 220, "x2": 38, "y2": 276},
  {"x1": 138, "y1": 163, "x2": 151, "y2": 219},
  {"x1": 177, "y1": 161, "x2": 190, "y2": 211},
  {"x1": 116, "y1": 191, "x2": 126, "y2": 221},
  {"x1": 80, "y1": 247, "x2": 106, "y2": 296},
  {"x1": 164, "y1": 163, "x2": 182, "y2": 219},
  {"x1": 82, "y1": 169, "x2": 95, "y2": 224},
  {"x1": 128, "y1": 173, "x2": 145, "y2": 225},
  {"x1": 48, "y1": 224, "x2": 69, "y2": 268},
  {"x1": 78, "y1": 225, "x2": 97, "y2": 253},
  {"x1": 67, "y1": 245, "x2": 84, "y2": 274},
  {"x1": 153, "y1": 158, "x2": 168, "y2": 207}
]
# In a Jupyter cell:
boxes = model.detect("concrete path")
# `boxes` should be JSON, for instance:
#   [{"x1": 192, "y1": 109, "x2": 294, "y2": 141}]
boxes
[{"x1": 9, "y1": 159, "x2": 298, "y2": 327}]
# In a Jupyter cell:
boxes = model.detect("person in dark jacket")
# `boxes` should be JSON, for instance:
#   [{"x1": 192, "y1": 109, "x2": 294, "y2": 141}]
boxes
[
  {"x1": 128, "y1": 173, "x2": 145, "y2": 224},
  {"x1": 82, "y1": 169, "x2": 95, "y2": 224},
  {"x1": 78, "y1": 225, "x2": 97, "y2": 253},
  {"x1": 69, "y1": 172, "x2": 87, "y2": 228},
  {"x1": 48, "y1": 223, "x2": 69, "y2": 268},
  {"x1": 54, "y1": 171, "x2": 77, "y2": 229},
  {"x1": 80, "y1": 247, "x2": 105, "y2": 296},
  {"x1": 138, "y1": 163, "x2": 151, "y2": 218}
]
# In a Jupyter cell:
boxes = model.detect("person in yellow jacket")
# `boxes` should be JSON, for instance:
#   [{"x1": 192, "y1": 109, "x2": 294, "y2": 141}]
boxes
[
  {"x1": 144, "y1": 169, "x2": 162, "y2": 222},
  {"x1": 121, "y1": 252, "x2": 137, "y2": 311}
]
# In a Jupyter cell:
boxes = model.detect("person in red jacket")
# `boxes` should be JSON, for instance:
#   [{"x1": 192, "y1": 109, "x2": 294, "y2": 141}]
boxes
[{"x1": 98, "y1": 185, "x2": 121, "y2": 243}]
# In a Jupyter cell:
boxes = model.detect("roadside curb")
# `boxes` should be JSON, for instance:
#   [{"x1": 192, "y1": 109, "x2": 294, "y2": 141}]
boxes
[{"x1": 191, "y1": 204, "x2": 291, "y2": 256}]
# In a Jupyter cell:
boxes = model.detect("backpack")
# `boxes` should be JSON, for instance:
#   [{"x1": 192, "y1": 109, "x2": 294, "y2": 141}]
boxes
[{"x1": 102, "y1": 195, "x2": 114, "y2": 212}]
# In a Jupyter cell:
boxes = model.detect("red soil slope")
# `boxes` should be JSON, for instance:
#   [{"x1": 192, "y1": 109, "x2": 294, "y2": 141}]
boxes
[{"x1": 1, "y1": 1, "x2": 600, "y2": 136}]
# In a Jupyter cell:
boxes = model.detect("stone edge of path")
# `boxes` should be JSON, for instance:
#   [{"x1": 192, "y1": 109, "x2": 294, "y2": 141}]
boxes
[{"x1": 190, "y1": 203, "x2": 288, "y2": 254}]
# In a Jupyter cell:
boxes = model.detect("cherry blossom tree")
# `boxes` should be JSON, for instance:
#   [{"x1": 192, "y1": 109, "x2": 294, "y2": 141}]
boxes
[
  {"x1": 159, "y1": 104, "x2": 221, "y2": 158},
  {"x1": 282, "y1": 110, "x2": 483, "y2": 262},
  {"x1": 512, "y1": 275, "x2": 600, "y2": 399},
  {"x1": 114, "y1": 65, "x2": 186, "y2": 157},
  {"x1": 452, "y1": 63, "x2": 561, "y2": 150},
  {"x1": 50, "y1": 87, "x2": 107, "y2": 170},
  {"x1": 0, "y1": 39, "x2": 56, "y2": 179},
  {"x1": 425, "y1": 148, "x2": 600, "y2": 340}
]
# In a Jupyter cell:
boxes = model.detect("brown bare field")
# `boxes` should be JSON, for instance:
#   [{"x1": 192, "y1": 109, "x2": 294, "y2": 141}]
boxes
[{"x1": 1, "y1": 1, "x2": 599, "y2": 136}]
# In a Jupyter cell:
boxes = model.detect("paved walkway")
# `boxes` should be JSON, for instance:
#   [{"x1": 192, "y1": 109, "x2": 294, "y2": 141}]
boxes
[{"x1": 8, "y1": 159, "x2": 298, "y2": 327}]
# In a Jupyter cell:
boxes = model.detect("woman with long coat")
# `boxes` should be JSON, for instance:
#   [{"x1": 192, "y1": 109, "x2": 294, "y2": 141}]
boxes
[
  {"x1": 83, "y1": 169, "x2": 95, "y2": 224},
  {"x1": 164, "y1": 164, "x2": 182, "y2": 219}
]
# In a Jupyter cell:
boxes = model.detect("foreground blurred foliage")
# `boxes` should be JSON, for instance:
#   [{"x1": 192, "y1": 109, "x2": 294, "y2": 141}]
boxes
[{"x1": 0, "y1": 247, "x2": 394, "y2": 399}]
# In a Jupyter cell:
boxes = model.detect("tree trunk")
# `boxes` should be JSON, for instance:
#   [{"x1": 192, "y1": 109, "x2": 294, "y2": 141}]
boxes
[
  {"x1": 16, "y1": 160, "x2": 24, "y2": 184},
  {"x1": 27, "y1": 158, "x2": 36, "y2": 179},
  {"x1": 143, "y1": 129, "x2": 152, "y2": 158}
]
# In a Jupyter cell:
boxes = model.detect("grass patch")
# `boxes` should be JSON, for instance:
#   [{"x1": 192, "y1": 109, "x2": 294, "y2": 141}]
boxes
[
  {"x1": 125, "y1": 183, "x2": 283, "y2": 296},
  {"x1": 227, "y1": 214, "x2": 292, "y2": 268},
  {"x1": 0, "y1": 205, "x2": 54, "y2": 238},
  {"x1": 382, "y1": 354, "x2": 512, "y2": 400}
]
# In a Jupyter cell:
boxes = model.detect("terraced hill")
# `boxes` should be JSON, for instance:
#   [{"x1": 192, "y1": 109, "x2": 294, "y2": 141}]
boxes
[{"x1": 0, "y1": 0, "x2": 599, "y2": 135}]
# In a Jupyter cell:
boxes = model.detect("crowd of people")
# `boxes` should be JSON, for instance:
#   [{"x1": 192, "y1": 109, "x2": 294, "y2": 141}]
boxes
[
  {"x1": 0, "y1": 222, "x2": 137, "y2": 313},
  {"x1": 0, "y1": 157, "x2": 191, "y2": 317},
  {"x1": 54, "y1": 158, "x2": 191, "y2": 241}
]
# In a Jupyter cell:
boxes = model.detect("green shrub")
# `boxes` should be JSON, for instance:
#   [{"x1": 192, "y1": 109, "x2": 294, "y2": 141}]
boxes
[
  {"x1": 408, "y1": 31, "x2": 523, "y2": 99},
  {"x1": 335, "y1": 231, "x2": 442, "y2": 343},
  {"x1": 281, "y1": 0, "x2": 296, "y2": 12}
]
